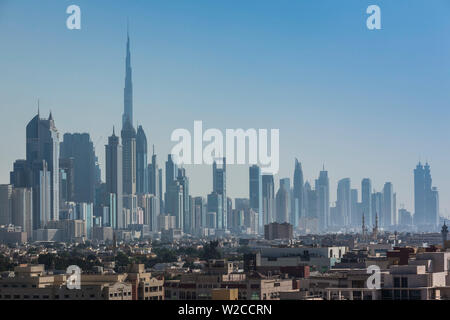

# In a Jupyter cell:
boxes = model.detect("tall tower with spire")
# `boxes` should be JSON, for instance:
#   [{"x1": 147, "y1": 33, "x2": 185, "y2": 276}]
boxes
[{"x1": 122, "y1": 27, "x2": 133, "y2": 127}]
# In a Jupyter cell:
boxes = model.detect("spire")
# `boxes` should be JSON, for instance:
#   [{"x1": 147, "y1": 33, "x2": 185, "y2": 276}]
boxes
[
  {"x1": 153, "y1": 144, "x2": 155, "y2": 156},
  {"x1": 49, "y1": 110, "x2": 53, "y2": 121},
  {"x1": 112, "y1": 126, "x2": 116, "y2": 136},
  {"x1": 37, "y1": 99, "x2": 40, "y2": 117},
  {"x1": 122, "y1": 22, "x2": 133, "y2": 127}
]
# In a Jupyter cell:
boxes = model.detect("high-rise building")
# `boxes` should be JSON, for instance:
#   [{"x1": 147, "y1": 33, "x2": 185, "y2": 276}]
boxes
[
  {"x1": 167, "y1": 181, "x2": 184, "y2": 229},
  {"x1": 361, "y1": 178, "x2": 372, "y2": 226},
  {"x1": 315, "y1": 167, "x2": 330, "y2": 232},
  {"x1": 207, "y1": 192, "x2": 223, "y2": 229},
  {"x1": 293, "y1": 159, "x2": 305, "y2": 226},
  {"x1": 177, "y1": 168, "x2": 191, "y2": 234},
  {"x1": 0, "y1": 185, "x2": 12, "y2": 226},
  {"x1": 122, "y1": 29, "x2": 133, "y2": 127},
  {"x1": 60, "y1": 133, "x2": 98, "y2": 204},
  {"x1": 371, "y1": 191, "x2": 383, "y2": 227},
  {"x1": 336, "y1": 178, "x2": 351, "y2": 227},
  {"x1": 249, "y1": 165, "x2": 261, "y2": 211},
  {"x1": 414, "y1": 162, "x2": 439, "y2": 229},
  {"x1": 136, "y1": 126, "x2": 148, "y2": 195},
  {"x1": 105, "y1": 128, "x2": 123, "y2": 229},
  {"x1": 383, "y1": 182, "x2": 395, "y2": 227},
  {"x1": 121, "y1": 120, "x2": 137, "y2": 197},
  {"x1": 11, "y1": 188, "x2": 33, "y2": 239},
  {"x1": 351, "y1": 189, "x2": 359, "y2": 227},
  {"x1": 26, "y1": 112, "x2": 60, "y2": 229},
  {"x1": 213, "y1": 159, "x2": 227, "y2": 230},
  {"x1": 59, "y1": 158, "x2": 75, "y2": 204},
  {"x1": 262, "y1": 175, "x2": 275, "y2": 226},
  {"x1": 276, "y1": 180, "x2": 289, "y2": 224},
  {"x1": 165, "y1": 154, "x2": 178, "y2": 212}
]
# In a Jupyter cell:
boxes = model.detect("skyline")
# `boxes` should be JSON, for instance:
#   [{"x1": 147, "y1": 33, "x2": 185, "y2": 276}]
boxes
[{"x1": 0, "y1": 0, "x2": 449, "y2": 215}]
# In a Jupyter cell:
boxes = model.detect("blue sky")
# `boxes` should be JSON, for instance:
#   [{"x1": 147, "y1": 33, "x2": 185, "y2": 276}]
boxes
[{"x1": 0, "y1": 0, "x2": 449, "y2": 216}]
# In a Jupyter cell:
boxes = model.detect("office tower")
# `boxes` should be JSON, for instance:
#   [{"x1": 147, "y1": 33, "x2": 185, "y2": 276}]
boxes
[
  {"x1": 60, "y1": 133, "x2": 98, "y2": 204},
  {"x1": 26, "y1": 112, "x2": 60, "y2": 229},
  {"x1": 351, "y1": 189, "x2": 359, "y2": 227},
  {"x1": 167, "y1": 181, "x2": 184, "y2": 229},
  {"x1": 11, "y1": 188, "x2": 33, "y2": 238},
  {"x1": 0, "y1": 185, "x2": 12, "y2": 225},
  {"x1": 10, "y1": 160, "x2": 31, "y2": 188},
  {"x1": 315, "y1": 167, "x2": 330, "y2": 232},
  {"x1": 371, "y1": 191, "x2": 383, "y2": 226},
  {"x1": 227, "y1": 197, "x2": 233, "y2": 228},
  {"x1": 336, "y1": 178, "x2": 351, "y2": 227},
  {"x1": 414, "y1": 162, "x2": 439, "y2": 229},
  {"x1": 59, "y1": 158, "x2": 75, "y2": 203},
  {"x1": 249, "y1": 165, "x2": 262, "y2": 229},
  {"x1": 136, "y1": 126, "x2": 148, "y2": 195},
  {"x1": 276, "y1": 181, "x2": 289, "y2": 223},
  {"x1": 262, "y1": 175, "x2": 275, "y2": 225},
  {"x1": 207, "y1": 192, "x2": 223, "y2": 229},
  {"x1": 194, "y1": 197, "x2": 206, "y2": 230},
  {"x1": 138, "y1": 194, "x2": 159, "y2": 232},
  {"x1": 76, "y1": 202, "x2": 93, "y2": 238},
  {"x1": 293, "y1": 158, "x2": 305, "y2": 225},
  {"x1": 177, "y1": 168, "x2": 191, "y2": 234},
  {"x1": 148, "y1": 146, "x2": 160, "y2": 198},
  {"x1": 122, "y1": 29, "x2": 133, "y2": 127},
  {"x1": 105, "y1": 128, "x2": 124, "y2": 229},
  {"x1": 158, "y1": 168, "x2": 164, "y2": 212},
  {"x1": 102, "y1": 193, "x2": 117, "y2": 229},
  {"x1": 305, "y1": 182, "x2": 318, "y2": 219},
  {"x1": 399, "y1": 208, "x2": 413, "y2": 226},
  {"x1": 165, "y1": 154, "x2": 178, "y2": 212},
  {"x1": 361, "y1": 178, "x2": 372, "y2": 225},
  {"x1": 382, "y1": 182, "x2": 394, "y2": 227},
  {"x1": 121, "y1": 120, "x2": 137, "y2": 197},
  {"x1": 235, "y1": 198, "x2": 250, "y2": 211},
  {"x1": 213, "y1": 159, "x2": 227, "y2": 230}
]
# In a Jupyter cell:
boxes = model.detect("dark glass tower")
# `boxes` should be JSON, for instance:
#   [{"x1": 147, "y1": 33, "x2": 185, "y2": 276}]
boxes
[
  {"x1": 60, "y1": 133, "x2": 98, "y2": 203},
  {"x1": 136, "y1": 125, "x2": 148, "y2": 195},
  {"x1": 213, "y1": 158, "x2": 227, "y2": 230},
  {"x1": 105, "y1": 128, "x2": 123, "y2": 229},
  {"x1": 293, "y1": 159, "x2": 304, "y2": 225},
  {"x1": 26, "y1": 112, "x2": 60, "y2": 229}
]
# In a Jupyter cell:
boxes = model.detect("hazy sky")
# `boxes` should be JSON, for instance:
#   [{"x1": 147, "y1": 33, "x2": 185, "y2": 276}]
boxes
[{"x1": 0, "y1": 0, "x2": 449, "y2": 216}]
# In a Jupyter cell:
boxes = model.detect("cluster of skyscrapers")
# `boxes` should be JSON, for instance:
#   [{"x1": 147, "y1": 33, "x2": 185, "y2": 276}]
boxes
[{"x1": 0, "y1": 32, "x2": 442, "y2": 242}]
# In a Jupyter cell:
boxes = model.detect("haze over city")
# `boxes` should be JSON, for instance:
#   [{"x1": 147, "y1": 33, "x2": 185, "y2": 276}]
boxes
[{"x1": 0, "y1": 0, "x2": 449, "y2": 215}]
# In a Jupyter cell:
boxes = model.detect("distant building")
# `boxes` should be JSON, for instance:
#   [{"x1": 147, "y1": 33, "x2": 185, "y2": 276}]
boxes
[{"x1": 264, "y1": 222, "x2": 293, "y2": 240}]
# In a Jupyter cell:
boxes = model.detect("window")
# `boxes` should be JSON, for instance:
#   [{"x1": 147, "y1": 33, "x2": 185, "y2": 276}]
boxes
[
  {"x1": 393, "y1": 277, "x2": 401, "y2": 288},
  {"x1": 401, "y1": 277, "x2": 408, "y2": 288}
]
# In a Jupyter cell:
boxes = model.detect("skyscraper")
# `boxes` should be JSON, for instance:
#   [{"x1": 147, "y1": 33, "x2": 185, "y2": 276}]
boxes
[
  {"x1": 121, "y1": 120, "x2": 137, "y2": 197},
  {"x1": 262, "y1": 175, "x2": 275, "y2": 225},
  {"x1": 213, "y1": 159, "x2": 227, "y2": 230},
  {"x1": 315, "y1": 167, "x2": 330, "y2": 232},
  {"x1": 177, "y1": 168, "x2": 191, "y2": 234},
  {"x1": 361, "y1": 178, "x2": 372, "y2": 226},
  {"x1": 105, "y1": 128, "x2": 123, "y2": 229},
  {"x1": 249, "y1": 165, "x2": 262, "y2": 230},
  {"x1": 136, "y1": 125, "x2": 148, "y2": 195},
  {"x1": 414, "y1": 162, "x2": 439, "y2": 229},
  {"x1": 122, "y1": 29, "x2": 133, "y2": 127},
  {"x1": 293, "y1": 159, "x2": 305, "y2": 226},
  {"x1": 336, "y1": 178, "x2": 351, "y2": 227},
  {"x1": 26, "y1": 112, "x2": 60, "y2": 229},
  {"x1": 165, "y1": 154, "x2": 178, "y2": 213},
  {"x1": 276, "y1": 180, "x2": 289, "y2": 223},
  {"x1": 60, "y1": 133, "x2": 98, "y2": 203},
  {"x1": 383, "y1": 182, "x2": 395, "y2": 227}
]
